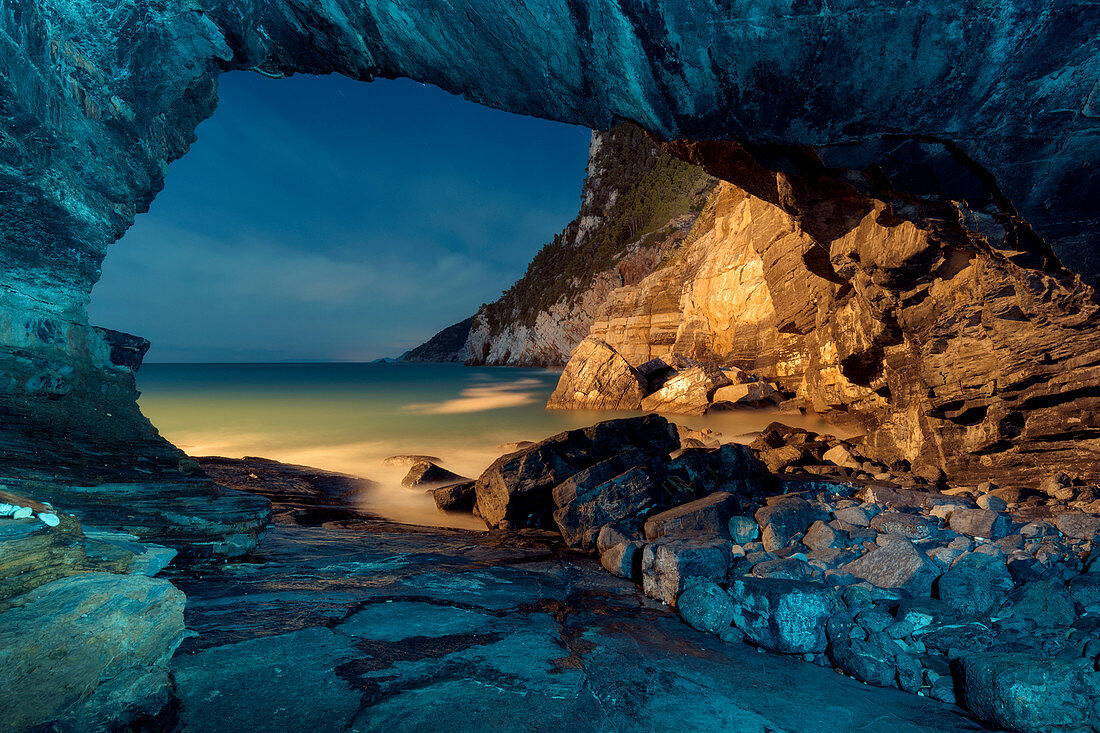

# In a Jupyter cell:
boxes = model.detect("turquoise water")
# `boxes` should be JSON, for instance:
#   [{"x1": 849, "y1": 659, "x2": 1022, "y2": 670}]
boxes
[{"x1": 137, "y1": 363, "x2": 834, "y2": 529}]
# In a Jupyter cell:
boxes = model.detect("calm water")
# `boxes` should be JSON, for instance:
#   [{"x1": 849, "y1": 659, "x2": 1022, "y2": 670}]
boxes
[{"x1": 137, "y1": 363, "x2": 835, "y2": 529}]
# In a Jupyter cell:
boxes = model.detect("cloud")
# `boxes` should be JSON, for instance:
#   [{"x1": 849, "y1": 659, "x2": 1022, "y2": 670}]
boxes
[{"x1": 403, "y1": 378, "x2": 544, "y2": 414}]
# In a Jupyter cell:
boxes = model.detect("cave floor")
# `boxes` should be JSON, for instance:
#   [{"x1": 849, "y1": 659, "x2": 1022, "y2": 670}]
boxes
[{"x1": 162, "y1": 492, "x2": 994, "y2": 733}]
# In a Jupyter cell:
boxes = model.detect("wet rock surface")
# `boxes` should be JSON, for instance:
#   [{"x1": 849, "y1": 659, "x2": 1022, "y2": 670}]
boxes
[
  {"x1": 0, "y1": 573, "x2": 186, "y2": 731},
  {"x1": 442, "y1": 416, "x2": 1100, "y2": 732},
  {"x1": 157, "y1": 459, "x2": 987, "y2": 733}
]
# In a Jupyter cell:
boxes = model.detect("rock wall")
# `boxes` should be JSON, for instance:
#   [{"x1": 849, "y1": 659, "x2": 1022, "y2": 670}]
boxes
[
  {"x1": 554, "y1": 181, "x2": 1100, "y2": 488},
  {"x1": 1, "y1": 1, "x2": 1098, "y2": 544},
  {"x1": 464, "y1": 123, "x2": 715, "y2": 366}
]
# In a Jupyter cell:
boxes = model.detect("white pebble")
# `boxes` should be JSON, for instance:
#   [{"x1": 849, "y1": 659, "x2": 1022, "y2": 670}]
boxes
[
  {"x1": 37, "y1": 512, "x2": 60, "y2": 527},
  {"x1": 12, "y1": 506, "x2": 33, "y2": 520},
  {"x1": 0, "y1": 504, "x2": 14, "y2": 516}
]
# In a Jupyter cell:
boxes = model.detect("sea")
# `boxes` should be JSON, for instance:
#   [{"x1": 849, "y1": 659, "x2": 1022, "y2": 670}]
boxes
[{"x1": 137, "y1": 362, "x2": 837, "y2": 530}]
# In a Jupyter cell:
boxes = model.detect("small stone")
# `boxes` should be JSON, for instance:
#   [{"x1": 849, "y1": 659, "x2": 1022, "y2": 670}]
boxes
[
  {"x1": 976, "y1": 494, "x2": 1008, "y2": 511},
  {"x1": 1054, "y1": 512, "x2": 1100, "y2": 540},
  {"x1": 37, "y1": 512, "x2": 60, "y2": 527},
  {"x1": 677, "y1": 582, "x2": 736, "y2": 636},
  {"x1": 727, "y1": 515, "x2": 760, "y2": 544},
  {"x1": 822, "y1": 445, "x2": 862, "y2": 470},
  {"x1": 12, "y1": 506, "x2": 32, "y2": 520},
  {"x1": 948, "y1": 508, "x2": 1010, "y2": 539},
  {"x1": 935, "y1": 552, "x2": 1013, "y2": 616},
  {"x1": 833, "y1": 505, "x2": 870, "y2": 527}
]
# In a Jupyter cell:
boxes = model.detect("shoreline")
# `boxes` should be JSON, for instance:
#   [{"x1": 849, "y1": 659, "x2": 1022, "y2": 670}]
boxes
[{"x1": 2, "y1": 413, "x2": 1098, "y2": 731}]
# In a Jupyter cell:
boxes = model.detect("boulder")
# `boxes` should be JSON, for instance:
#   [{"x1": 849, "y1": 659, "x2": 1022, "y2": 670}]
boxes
[
  {"x1": 756, "y1": 445, "x2": 807, "y2": 473},
  {"x1": 833, "y1": 505, "x2": 872, "y2": 527},
  {"x1": 839, "y1": 536, "x2": 941, "y2": 597},
  {"x1": 1054, "y1": 511, "x2": 1100, "y2": 540},
  {"x1": 726, "y1": 577, "x2": 840, "y2": 654},
  {"x1": 999, "y1": 580, "x2": 1076, "y2": 627},
  {"x1": 727, "y1": 516, "x2": 760, "y2": 545},
  {"x1": 976, "y1": 494, "x2": 1008, "y2": 511},
  {"x1": 600, "y1": 541, "x2": 644, "y2": 579},
  {"x1": 641, "y1": 538, "x2": 733, "y2": 605},
  {"x1": 1069, "y1": 574, "x2": 1100, "y2": 612},
  {"x1": 431, "y1": 481, "x2": 477, "y2": 512},
  {"x1": 869, "y1": 511, "x2": 941, "y2": 541},
  {"x1": 822, "y1": 445, "x2": 862, "y2": 470},
  {"x1": 829, "y1": 637, "x2": 897, "y2": 687},
  {"x1": 750, "y1": 557, "x2": 814, "y2": 581},
  {"x1": 935, "y1": 552, "x2": 1013, "y2": 616},
  {"x1": 803, "y1": 520, "x2": 844, "y2": 551},
  {"x1": 1039, "y1": 472, "x2": 1077, "y2": 502},
  {"x1": 550, "y1": 448, "x2": 653, "y2": 507},
  {"x1": 643, "y1": 492, "x2": 741, "y2": 541},
  {"x1": 640, "y1": 364, "x2": 731, "y2": 415},
  {"x1": 677, "y1": 582, "x2": 737, "y2": 636},
  {"x1": 555, "y1": 466, "x2": 662, "y2": 548},
  {"x1": 546, "y1": 338, "x2": 647, "y2": 411},
  {"x1": 665, "y1": 443, "x2": 766, "y2": 496},
  {"x1": 0, "y1": 573, "x2": 186, "y2": 731},
  {"x1": 709, "y1": 381, "x2": 779, "y2": 409},
  {"x1": 959, "y1": 653, "x2": 1100, "y2": 733},
  {"x1": 402, "y1": 461, "x2": 468, "y2": 488},
  {"x1": 755, "y1": 497, "x2": 827, "y2": 552},
  {"x1": 948, "y1": 508, "x2": 1010, "y2": 539},
  {"x1": 474, "y1": 415, "x2": 678, "y2": 528}
]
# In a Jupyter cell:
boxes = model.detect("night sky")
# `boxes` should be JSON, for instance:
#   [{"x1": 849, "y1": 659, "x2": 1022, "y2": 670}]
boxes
[{"x1": 89, "y1": 72, "x2": 589, "y2": 362}]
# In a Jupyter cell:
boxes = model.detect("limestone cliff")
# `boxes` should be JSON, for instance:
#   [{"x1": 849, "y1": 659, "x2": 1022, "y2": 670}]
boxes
[
  {"x1": 553, "y1": 181, "x2": 1100, "y2": 488},
  {"x1": 464, "y1": 123, "x2": 715, "y2": 366}
]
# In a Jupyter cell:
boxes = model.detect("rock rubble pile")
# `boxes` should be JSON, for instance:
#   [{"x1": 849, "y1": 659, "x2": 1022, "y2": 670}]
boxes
[{"x1": 438, "y1": 415, "x2": 1100, "y2": 733}]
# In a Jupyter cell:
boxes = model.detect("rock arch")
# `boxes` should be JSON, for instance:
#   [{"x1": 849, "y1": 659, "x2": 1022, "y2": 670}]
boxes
[{"x1": 1, "y1": 0, "x2": 1098, "y2": 549}]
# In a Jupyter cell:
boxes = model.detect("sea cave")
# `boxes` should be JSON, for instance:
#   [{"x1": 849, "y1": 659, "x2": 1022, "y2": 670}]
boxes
[{"x1": 2, "y1": 1, "x2": 1099, "y2": 731}]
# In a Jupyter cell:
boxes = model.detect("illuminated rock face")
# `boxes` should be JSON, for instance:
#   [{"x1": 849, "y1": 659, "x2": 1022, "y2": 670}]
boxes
[
  {"x1": 561, "y1": 182, "x2": 1100, "y2": 487},
  {"x1": 0, "y1": 1, "x2": 1098, "y2": 538}
]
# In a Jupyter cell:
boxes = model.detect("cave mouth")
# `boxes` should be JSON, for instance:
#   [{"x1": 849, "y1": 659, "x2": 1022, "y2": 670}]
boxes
[
  {"x1": 86, "y1": 71, "x2": 596, "y2": 531},
  {"x1": 86, "y1": 71, "x2": 843, "y2": 531}
]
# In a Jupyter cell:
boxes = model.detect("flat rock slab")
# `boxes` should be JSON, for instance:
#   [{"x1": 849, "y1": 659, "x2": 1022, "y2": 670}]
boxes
[{"x1": 163, "y1": 498, "x2": 988, "y2": 732}]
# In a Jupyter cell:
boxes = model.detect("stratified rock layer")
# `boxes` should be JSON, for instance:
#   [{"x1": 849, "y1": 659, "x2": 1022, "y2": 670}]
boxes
[
  {"x1": 464, "y1": 124, "x2": 715, "y2": 366},
  {"x1": 553, "y1": 182, "x2": 1100, "y2": 488}
]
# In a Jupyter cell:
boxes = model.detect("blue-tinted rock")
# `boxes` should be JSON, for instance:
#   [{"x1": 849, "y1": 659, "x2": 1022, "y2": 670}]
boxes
[
  {"x1": 959, "y1": 653, "x2": 1100, "y2": 733},
  {"x1": 727, "y1": 577, "x2": 840, "y2": 654},
  {"x1": 0, "y1": 573, "x2": 186, "y2": 730},
  {"x1": 677, "y1": 582, "x2": 736, "y2": 636},
  {"x1": 642, "y1": 538, "x2": 733, "y2": 605},
  {"x1": 830, "y1": 637, "x2": 897, "y2": 687},
  {"x1": 839, "y1": 537, "x2": 941, "y2": 597},
  {"x1": 935, "y1": 552, "x2": 1013, "y2": 616}
]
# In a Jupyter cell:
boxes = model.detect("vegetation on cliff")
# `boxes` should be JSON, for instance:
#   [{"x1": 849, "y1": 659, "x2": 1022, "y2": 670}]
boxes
[{"x1": 476, "y1": 124, "x2": 716, "y2": 332}]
